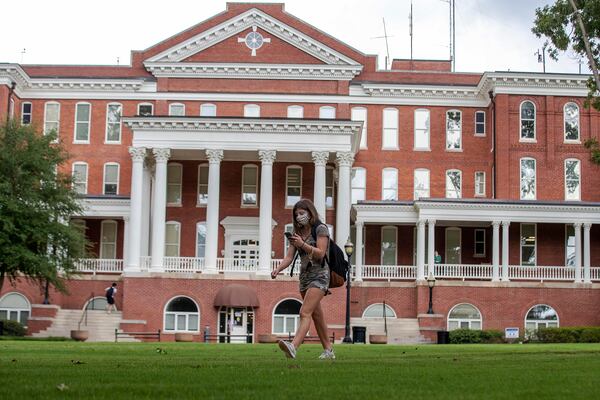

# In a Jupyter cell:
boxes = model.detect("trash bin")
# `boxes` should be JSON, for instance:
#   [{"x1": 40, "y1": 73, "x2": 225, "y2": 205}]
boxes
[
  {"x1": 352, "y1": 326, "x2": 367, "y2": 344},
  {"x1": 437, "y1": 330, "x2": 450, "y2": 344}
]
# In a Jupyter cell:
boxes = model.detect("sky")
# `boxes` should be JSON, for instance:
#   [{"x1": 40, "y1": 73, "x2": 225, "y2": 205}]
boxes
[{"x1": 0, "y1": 0, "x2": 590, "y2": 74}]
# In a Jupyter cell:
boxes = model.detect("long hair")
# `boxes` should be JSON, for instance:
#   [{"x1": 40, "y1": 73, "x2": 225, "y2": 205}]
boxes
[{"x1": 292, "y1": 198, "x2": 321, "y2": 232}]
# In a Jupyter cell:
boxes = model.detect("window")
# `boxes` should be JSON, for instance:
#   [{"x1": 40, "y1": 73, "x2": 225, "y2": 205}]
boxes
[
  {"x1": 242, "y1": 164, "x2": 258, "y2": 206},
  {"x1": 382, "y1": 168, "x2": 398, "y2": 200},
  {"x1": 0, "y1": 293, "x2": 31, "y2": 326},
  {"x1": 164, "y1": 297, "x2": 199, "y2": 332},
  {"x1": 446, "y1": 110, "x2": 462, "y2": 150},
  {"x1": 319, "y1": 106, "x2": 336, "y2": 119},
  {"x1": 520, "y1": 101, "x2": 536, "y2": 141},
  {"x1": 284, "y1": 224, "x2": 294, "y2": 254},
  {"x1": 103, "y1": 163, "x2": 119, "y2": 195},
  {"x1": 196, "y1": 222, "x2": 207, "y2": 258},
  {"x1": 272, "y1": 299, "x2": 302, "y2": 334},
  {"x1": 287, "y1": 105, "x2": 303, "y2": 118},
  {"x1": 446, "y1": 170, "x2": 462, "y2": 198},
  {"x1": 565, "y1": 159, "x2": 581, "y2": 201},
  {"x1": 351, "y1": 107, "x2": 368, "y2": 149},
  {"x1": 100, "y1": 220, "x2": 117, "y2": 259},
  {"x1": 414, "y1": 169, "x2": 430, "y2": 200},
  {"x1": 381, "y1": 226, "x2": 397, "y2": 265},
  {"x1": 169, "y1": 103, "x2": 185, "y2": 116},
  {"x1": 137, "y1": 103, "x2": 153, "y2": 116},
  {"x1": 474, "y1": 229, "x2": 485, "y2": 257},
  {"x1": 21, "y1": 102, "x2": 32, "y2": 125},
  {"x1": 564, "y1": 102, "x2": 579, "y2": 142},
  {"x1": 244, "y1": 104, "x2": 260, "y2": 117},
  {"x1": 448, "y1": 303, "x2": 482, "y2": 331},
  {"x1": 414, "y1": 109, "x2": 430, "y2": 150},
  {"x1": 167, "y1": 164, "x2": 182, "y2": 205},
  {"x1": 525, "y1": 304, "x2": 558, "y2": 335},
  {"x1": 44, "y1": 102, "x2": 60, "y2": 137},
  {"x1": 351, "y1": 167, "x2": 366, "y2": 204},
  {"x1": 197, "y1": 164, "x2": 209, "y2": 206},
  {"x1": 286, "y1": 166, "x2": 302, "y2": 207},
  {"x1": 565, "y1": 225, "x2": 575, "y2": 267},
  {"x1": 200, "y1": 103, "x2": 216, "y2": 117},
  {"x1": 74, "y1": 103, "x2": 91, "y2": 142},
  {"x1": 105, "y1": 103, "x2": 122, "y2": 143},
  {"x1": 382, "y1": 108, "x2": 398, "y2": 149},
  {"x1": 72, "y1": 162, "x2": 88, "y2": 194},
  {"x1": 475, "y1": 111, "x2": 486, "y2": 136},
  {"x1": 362, "y1": 303, "x2": 397, "y2": 318},
  {"x1": 475, "y1": 171, "x2": 485, "y2": 197},
  {"x1": 520, "y1": 223, "x2": 536, "y2": 266},
  {"x1": 165, "y1": 222, "x2": 181, "y2": 257},
  {"x1": 520, "y1": 158, "x2": 536, "y2": 200},
  {"x1": 326, "y1": 166, "x2": 334, "y2": 208},
  {"x1": 445, "y1": 227, "x2": 461, "y2": 264}
]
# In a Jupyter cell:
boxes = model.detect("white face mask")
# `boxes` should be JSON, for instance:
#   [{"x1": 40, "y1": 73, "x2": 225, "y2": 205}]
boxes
[{"x1": 296, "y1": 212, "x2": 310, "y2": 226}]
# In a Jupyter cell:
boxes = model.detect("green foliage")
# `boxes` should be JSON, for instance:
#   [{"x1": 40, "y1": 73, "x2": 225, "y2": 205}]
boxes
[
  {"x1": 583, "y1": 138, "x2": 600, "y2": 163},
  {"x1": 0, "y1": 319, "x2": 27, "y2": 336},
  {"x1": 535, "y1": 326, "x2": 600, "y2": 343},
  {"x1": 449, "y1": 329, "x2": 504, "y2": 344},
  {"x1": 0, "y1": 120, "x2": 88, "y2": 293}
]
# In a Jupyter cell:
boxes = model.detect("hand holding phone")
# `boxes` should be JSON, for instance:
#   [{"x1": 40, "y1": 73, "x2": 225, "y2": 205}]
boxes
[{"x1": 284, "y1": 231, "x2": 292, "y2": 241}]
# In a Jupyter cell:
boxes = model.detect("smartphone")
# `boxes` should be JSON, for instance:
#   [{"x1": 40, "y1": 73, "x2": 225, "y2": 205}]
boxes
[{"x1": 284, "y1": 232, "x2": 292, "y2": 240}]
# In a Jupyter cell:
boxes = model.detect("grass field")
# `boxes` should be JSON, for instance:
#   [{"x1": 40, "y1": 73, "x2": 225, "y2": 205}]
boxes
[{"x1": 1, "y1": 341, "x2": 600, "y2": 399}]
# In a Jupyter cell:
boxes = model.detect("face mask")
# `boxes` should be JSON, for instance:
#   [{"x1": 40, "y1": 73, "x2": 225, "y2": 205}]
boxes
[{"x1": 296, "y1": 213, "x2": 310, "y2": 226}]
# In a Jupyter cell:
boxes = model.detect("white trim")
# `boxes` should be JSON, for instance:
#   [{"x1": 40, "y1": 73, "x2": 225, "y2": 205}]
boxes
[
  {"x1": 382, "y1": 107, "x2": 399, "y2": 150},
  {"x1": 137, "y1": 102, "x2": 154, "y2": 116},
  {"x1": 167, "y1": 163, "x2": 183, "y2": 206},
  {"x1": 163, "y1": 295, "x2": 200, "y2": 333},
  {"x1": 563, "y1": 101, "x2": 580, "y2": 143},
  {"x1": 414, "y1": 168, "x2": 430, "y2": 200},
  {"x1": 380, "y1": 225, "x2": 398, "y2": 265},
  {"x1": 102, "y1": 162, "x2": 120, "y2": 195},
  {"x1": 524, "y1": 304, "x2": 559, "y2": 333},
  {"x1": 445, "y1": 227, "x2": 462, "y2": 264},
  {"x1": 519, "y1": 100, "x2": 537, "y2": 142},
  {"x1": 197, "y1": 163, "x2": 209, "y2": 207},
  {"x1": 381, "y1": 168, "x2": 398, "y2": 201},
  {"x1": 76, "y1": 197, "x2": 130, "y2": 218},
  {"x1": 200, "y1": 103, "x2": 217, "y2": 117},
  {"x1": 445, "y1": 109, "x2": 462, "y2": 151},
  {"x1": 105, "y1": 102, "x2": 122, "y2": 144},
  {"x1": 413, "y1": 108, "x2": 430, "y2": 151},
  {"x1": 165, "y1": 221, "x2": 182, "y2": 257},
  {"x1": 169, "y1": 102, "x2": 186, "y2": 116},
  {"x1": 319, "y1": 106, "x2": 336, "y2": 119},
  {"x1": 271, "y1": 298, "x2": 303, "y2": 335},
  {"x1": 72, "y1": 161, "x2": 88, "y2": 195},
  {"x1": 43, "y1": 101, "x2": 60, "y2": 140},
  {"x1": 20, "y1": 101, "x2": 32, "y2": 125},
  {"x1": 100, "y1": 220, "x2": 118, "y2": 259},
  {"x1": 287, "y1": 105, "x2": 304, "y2": 119},
  {"x1": 285, "y1": 165, "x2": 302, "y2": 208},
  {"x1": 474, "y1": 110, "x2": 486, "y2": 136},
  {"x1": 362, "y1": 303, "x2": 397, "y2": 318},
  {"x1": 520, "y1": 223, "x2": 537, "y2": 266},
  {"x1": 447, "y1": 303, "x2": 482, "y2": 331},
  {"x1": 474, "y1": 171, "x2": 486, "y2": 197},
  {"x1": 445, "y1": 169, "x2": 462, "y2": 199},
  {"x1": 73, "y1": 102, "x2": 91, "y2": 144},
  {"x1": 519, "y1": 157, "x2": 536, "y2": 200},
  {"x1": 244, "y1": 104, "x2": 260, "y2": 118},
  {"x1": 564, "y1": 158, "x2": 581, "y2": 201},
  {"x1": 0, "y1": 292, "x2": 32, "y2": 327},
  {"x1": 241, "y1": 164, "x2": 259, "y2": 207},
  {"x1": 474, "y1": 228, "x2": 486, "y2": 257}
]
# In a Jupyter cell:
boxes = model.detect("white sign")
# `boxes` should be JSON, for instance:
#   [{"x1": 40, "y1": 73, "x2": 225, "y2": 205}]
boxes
[{"x1": 505, "y1": 327, "x2": 520, "y2": 339}]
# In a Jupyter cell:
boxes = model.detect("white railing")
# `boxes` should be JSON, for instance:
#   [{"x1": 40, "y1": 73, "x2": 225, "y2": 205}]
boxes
[
  {"x1": 75, "y1": 259, "x2": 123, "y2": 274},
  {"x1": 164, "y1": 257, "x2": 204, "y2": 273},
  {"x1": 216, "y1": 258, "x2": 259, "y2": 272},
  {"x1": 270, "y1": 258, "x2": 302, "y2": 275},
  {"x1": 361, "y1": 265, "x2": 417, "y2": 280},
  {"x1": 433, "y1": 264, "x2": 493, "y2": 280},
  {"x1": 591, "y1": 267, "x2": 600, "y2": 281},
  {"x1": 508, "y1": 265, "x2": 575, "y2": 281},
  {"x1": 140, "y1": 256, "x2": 152, "y2": 271}
]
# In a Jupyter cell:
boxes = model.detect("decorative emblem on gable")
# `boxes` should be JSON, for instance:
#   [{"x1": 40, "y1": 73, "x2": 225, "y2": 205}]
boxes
[{"x1": 238, "y1": 26, "x2": 271, "y2": 56}]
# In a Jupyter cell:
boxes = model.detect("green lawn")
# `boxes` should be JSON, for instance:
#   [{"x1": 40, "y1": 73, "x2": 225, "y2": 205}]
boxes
[{"x1": 1, "y1": 341, "x2": 599, "y2": 399}]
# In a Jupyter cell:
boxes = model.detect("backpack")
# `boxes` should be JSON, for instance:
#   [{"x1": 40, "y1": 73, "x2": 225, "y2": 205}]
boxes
[
  {"x1": 105, "y1": 287, "x2": 114, "y2": 298},
  {"x1": 289, "y1": 222, "x2": 349, "y2": 288}
]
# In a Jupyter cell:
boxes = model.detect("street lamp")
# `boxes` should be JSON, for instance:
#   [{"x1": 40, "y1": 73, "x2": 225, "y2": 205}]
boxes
[
  {"x1": 427, "y1": 271, "x2": 436, "y2": 314},
  {"x1": 342, "y1": 238, "x2": 354, "y2": 343}
]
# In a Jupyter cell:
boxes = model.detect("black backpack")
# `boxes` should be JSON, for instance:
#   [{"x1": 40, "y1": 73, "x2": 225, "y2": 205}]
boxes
[{"x1": 105, "y1": 287, "x2": 114, "y2": 298}]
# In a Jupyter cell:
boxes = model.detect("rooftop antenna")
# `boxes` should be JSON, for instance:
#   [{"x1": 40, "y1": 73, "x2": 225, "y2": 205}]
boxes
[
  {"x1": 20, "y1": 48, "x2": 26, "y2": 64},
  {"x1": 534, "y1": 43, "x2": 547, "y2": 73},
  {"x1": 439, "y1": 0, "x2": 455, "y2": 71},
  {"x1": 409, "y1": 1, "x2": 413, "y2": 60},
  {"x1": 117, "y1": 57, "x2": 120, "y2": 66},
  {"x1": 371, "y1": 18, "x2": 393, "y2": 69}
]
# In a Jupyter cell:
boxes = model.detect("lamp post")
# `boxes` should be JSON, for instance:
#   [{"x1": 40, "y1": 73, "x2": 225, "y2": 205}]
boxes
[
  {"x1": 427, "y1": 271, "x2": 436, "y2": 314},
  {"x1": 342, "y1": 238, "x2": 354, "y2": 343}
]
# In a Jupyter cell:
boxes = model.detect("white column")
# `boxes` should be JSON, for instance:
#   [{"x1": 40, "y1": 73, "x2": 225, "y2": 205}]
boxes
[
  {"x1": 492, "y1": 221, "x2": 500, "y2": 282},
  {"x1": 126, "y1": 147, "x2": 146, "y2": 272},
  {"x1": 123, "y1": 216, "x2": 130, "y2": 268},
  {"x1": 501, "y1": 221, "x2": 510, "y2": 281},
  {"x1": 416, "y1": 220, "x2": 426, "y2": 280},
  {"x1": 258, "y1": 150, "x2": 276, "y2": 276},
  {"x1": 140, "y1": 160, "x2": 153, "y2": 257},
  {"x1": 355, "y1": 221, "x2": 364, "y2": 282},
  {"x1": 574, "y1": 222, "x2": 582, "y2": 283},
  {"x1": 203, "y1": 149, "x2": 224, "y2": 273},
  {"x1": 150, "y1": 148, "x2": 170, "y2": 272},
  {"x1": 312, "y1": 151, "x2": 329, "y2": 222},
  {"x1": 427, "y1": 219, "x2": 436, "y2": 276},
  {"x1": 335, "y1": 152, "x2": 354, "y2": 248},
  {"x1": 583, "y1": 223, "x2": 592, "y2": 283}
]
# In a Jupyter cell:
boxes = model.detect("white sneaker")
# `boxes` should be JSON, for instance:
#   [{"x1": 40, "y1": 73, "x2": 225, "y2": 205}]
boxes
[
  {"x1": 318, "y1": 348, "x2": 335, "y2": 360},
  {"x1": 278, "y1": 340, "x2": 296, "y2": 359}
]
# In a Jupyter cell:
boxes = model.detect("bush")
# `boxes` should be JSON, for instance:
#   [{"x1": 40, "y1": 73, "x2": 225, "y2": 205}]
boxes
[
  {"x1": 449, "y1": 329, "x2": 504, "y2": 344},
  {"x1": 536, "y1": 327, "x2": 600, "y2": 343},
  {"x1": 0, "y1": 319, "x2": 27, "y2": 337},
  {"x1": 480, "y1": 329, "x2": 504, "y2": 344}
]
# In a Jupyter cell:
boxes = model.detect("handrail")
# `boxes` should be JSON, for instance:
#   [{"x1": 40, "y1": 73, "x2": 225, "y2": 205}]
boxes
[{"x1": 78, "y1": 291, "x2": 94, "y2": 330}]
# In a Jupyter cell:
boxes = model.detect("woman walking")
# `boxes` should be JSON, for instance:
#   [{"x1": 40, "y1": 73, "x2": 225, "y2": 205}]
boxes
[{"x1": 271, "y1": 199, "x2": 335, "y2": 360}]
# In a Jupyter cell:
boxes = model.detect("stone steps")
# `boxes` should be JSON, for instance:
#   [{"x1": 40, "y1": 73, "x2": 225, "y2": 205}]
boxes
[
  {"x1": 350, "y1": 317, "x2": 431, "y2": 344},
  {"x1": 33, "y1": 310, "x2": 128, "y2": 342}
]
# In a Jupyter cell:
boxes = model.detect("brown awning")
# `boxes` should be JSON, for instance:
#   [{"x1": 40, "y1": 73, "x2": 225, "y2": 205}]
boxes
[{"x1": 214, "y1": 284, "x2": 259, "y2": 308}]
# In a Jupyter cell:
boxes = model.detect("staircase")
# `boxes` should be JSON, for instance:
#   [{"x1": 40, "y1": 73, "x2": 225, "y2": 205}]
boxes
[
  {"x1": 350, "y1": 317, "x2": 431, "y2": 344},
  {"x1": 32, "y1": 309, "x2": 124, "y2": 342}
]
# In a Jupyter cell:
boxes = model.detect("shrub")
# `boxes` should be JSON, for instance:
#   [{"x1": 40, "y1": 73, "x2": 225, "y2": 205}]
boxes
[
  {"x1": 536, "y1": 327, "x2": 600, "y2": 343},
  {"x1": 579, "y1": 328, "x2": 600, "y2": 343},
  {"x1": 480, "y1": 329, "x2": 504, "y2": 344},
  {"x1": 449, "y1": 329, "x2": 507, "y2": 344},
  {"x1": 0, "y1": 319, "x2": 27, "y2": 337}
]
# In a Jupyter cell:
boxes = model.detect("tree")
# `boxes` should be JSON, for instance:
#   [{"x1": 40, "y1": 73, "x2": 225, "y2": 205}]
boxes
[{"x1": 0, "y1": 120, "x2": 87, "y2": 295}]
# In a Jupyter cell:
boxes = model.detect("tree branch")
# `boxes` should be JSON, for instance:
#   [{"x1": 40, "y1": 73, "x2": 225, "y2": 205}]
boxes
[{"x1": 568, "y1": 0, "x2": 600, "y2": 89}]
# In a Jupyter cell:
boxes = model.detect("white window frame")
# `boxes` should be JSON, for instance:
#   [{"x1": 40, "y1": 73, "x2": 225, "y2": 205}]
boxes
[
  {"x1": 475, "y1": 111, "x2": 486, "y2": 136},
  {"x1": 380, "y1": 226, "x2": 398, "y2": 265},
  {"x1": 244, "y1": 104, "x2": 260, "y2": 117},
  {"x1": 520, "y1": 223, "x2": 537, "y2": 266},
  {"x1": 382, "y1": 108, "x2": 399, "y2": 150},
  {"x1": 447, "y1": 303, "x2": 482, "y2": 331},
  {"x1": 414, "y1": 168, "x2": 430, "y2": 200},
  {"x1": 0, "y1": 292, "x2": 31, "y2": 327},
  {"x1": 197, "y1": 164, "x2": 209, "y2": 207},
  {"x1": 285, "y1": 165, "x2": 302, "y2": 208},
  {"x1": 564, "y1": 158, "x2": 581, "y2": 201},
  {"x1": 284, "y1": 224, "x2": 294, "y2": 255},
  {"x1": 445, "y1": 227, "x2": 462, "y2": 264},
  {"x1": 326, "y1": 166, "x2": 335, "y2": 209},
  {"x1": 272, "y1": 298, "x2": 303, "y2": 335},
  {"x1": 196, "y1": 222, "x2": 207, "y2": 258},
  {"x1": 362, "y1": 303, "x2": 397, "y2": 318},
  {"x1": 525, "y1": 304, "x2": 559, "y2": 334},
  {"x1": 520, "y1": 100, "x2": 536, "y2": 142},
  {"x1": 103, "y1": 162, "x2": 120, "y2": 195},
  {"x1": 167, "y1": 163, "x2": 183, "y2": 206},
  {"x1": 520, "y1": 157, "x2": 536, "y2": 200},
  {"x1": 100, "y1": 220, "x2": 118, "y2": 259},
  {"x1": 319, "y1": 106, "x2": 336, "y2": 119},
  {"x1": 475, "y1": 171, "x2": 486, "y2": 197},
  {"x1": 241, "y1": 164, "x2": 259, "y2": 207},
  {"x1": 445, "y1": 109, "x2": 462, "y2": 151},
  {"x1": 169, "y1": 103, "x2": 185, "y2": 116},
  {"x1": 474, "y1": 229, "x2": 486, "y2": 257},
  {"x1": 565, "y1": 225, "x2": 575, "y2": 267},
  {"x1": 351, "y1": 107, "x2": 368, "y2": 149},
  {"x1": 165, "y1": 221, "x2": 181, "y2": 257},
  {"x1": 445, "y1": 169, "x2": 462, "y2": 198},
  {"x1": 287, "y1": 105, "x2": 304, "y2": 119},
  {"x1": 74, "y1": 102, "x2": 91, "y2": 143},
  {"x1": 44, "y1": 101, "x2": 60, "y2": 140},
  {"x1": 21, "y1": 102, "x2": 32, "y2": 125},
  {"x1": 200, "y1": 103, "x2": 216, "y2": 117},
  {"x1": 351, "y1": 167, "x2": 366, "y2": 204},
  {"x1": 72, "y1": 162, "x2": 88, "y2": 195},
  {"x1": 414, "y1": 108, "x2": 430, "y2": 151},
  {"x1": 563, "y1": 102, "x2": 580, "y2": 143},
  {"x1": 163, "y1": 296, "x2": 200, "y2": 333},
  {"x1": 105, "y1": 103, "x2": 122, "y2": 144},
  {"x1": 381, "y1": 168, "x2": 398, "y2": 200},
  {"x1": 137, "y1": 103, "x2": 154, "y2": 116}
]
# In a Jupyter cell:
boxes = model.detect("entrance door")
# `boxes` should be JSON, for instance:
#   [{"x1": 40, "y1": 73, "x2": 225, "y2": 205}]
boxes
[
  {"x1": 231, "y1": 239, "x2": 259, "y2": 270},
  {"x1": 218, "y1": 306, "x2": 254, "y2": 343}
]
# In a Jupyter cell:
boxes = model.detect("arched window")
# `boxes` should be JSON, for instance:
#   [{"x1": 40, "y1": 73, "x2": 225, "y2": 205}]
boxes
[
  {"x1": 0, "y1": 293, "x2": 31, "y2": 326},
  {"x1": 169, "y1": 103, "x2": 185, "y2": 116},
  {"x1": 272, "y1": 298, "x2": 302, "y2": 334},
  {"x1": 448, "y1": 303, "x2": 482, "y2": 330},
  {"x1": 564, "y1": 158, "x2": 581, "y2": 201},
  {"x1": 164, "y1": 296, "x2": 199, "y2": 332},
  {"x1": 287, "y1": 105, "x2": 304, "y2": 119},
  {"x1": 564, "y1": 102, "x2": 580, "y2": 142},
  {"x1": 520, "y1": 101, "x2": 536, "y2": 141},
  {"x1": 200, "y1": 103, "x2": 216, "y2": 117},
  {"x1": 319, "y1": 106, "x2": 336, "y2": 119},
  {"x1": 362, "y1": 303, "x2": 397, "y2": 318},
  {"x1": 520, "y1": 158, "x2": 536, "y2": 200},
  {"x1": 446, "y1": 110, "x2": 462, "y2": 150},
  {"x1": 525, "y1": 304, "x2": 558, "y2": 334},
  {"x1": 244, "y1": 104, "x2": 260, "y2": 117},
  {"x1": 105, "y1": 103, "x2": 122, "y2": 143}
]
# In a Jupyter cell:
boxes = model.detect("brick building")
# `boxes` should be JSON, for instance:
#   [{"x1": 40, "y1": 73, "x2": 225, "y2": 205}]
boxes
[{"x1": 1, "y1": 2, "x2": 599, "y2": 343}]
